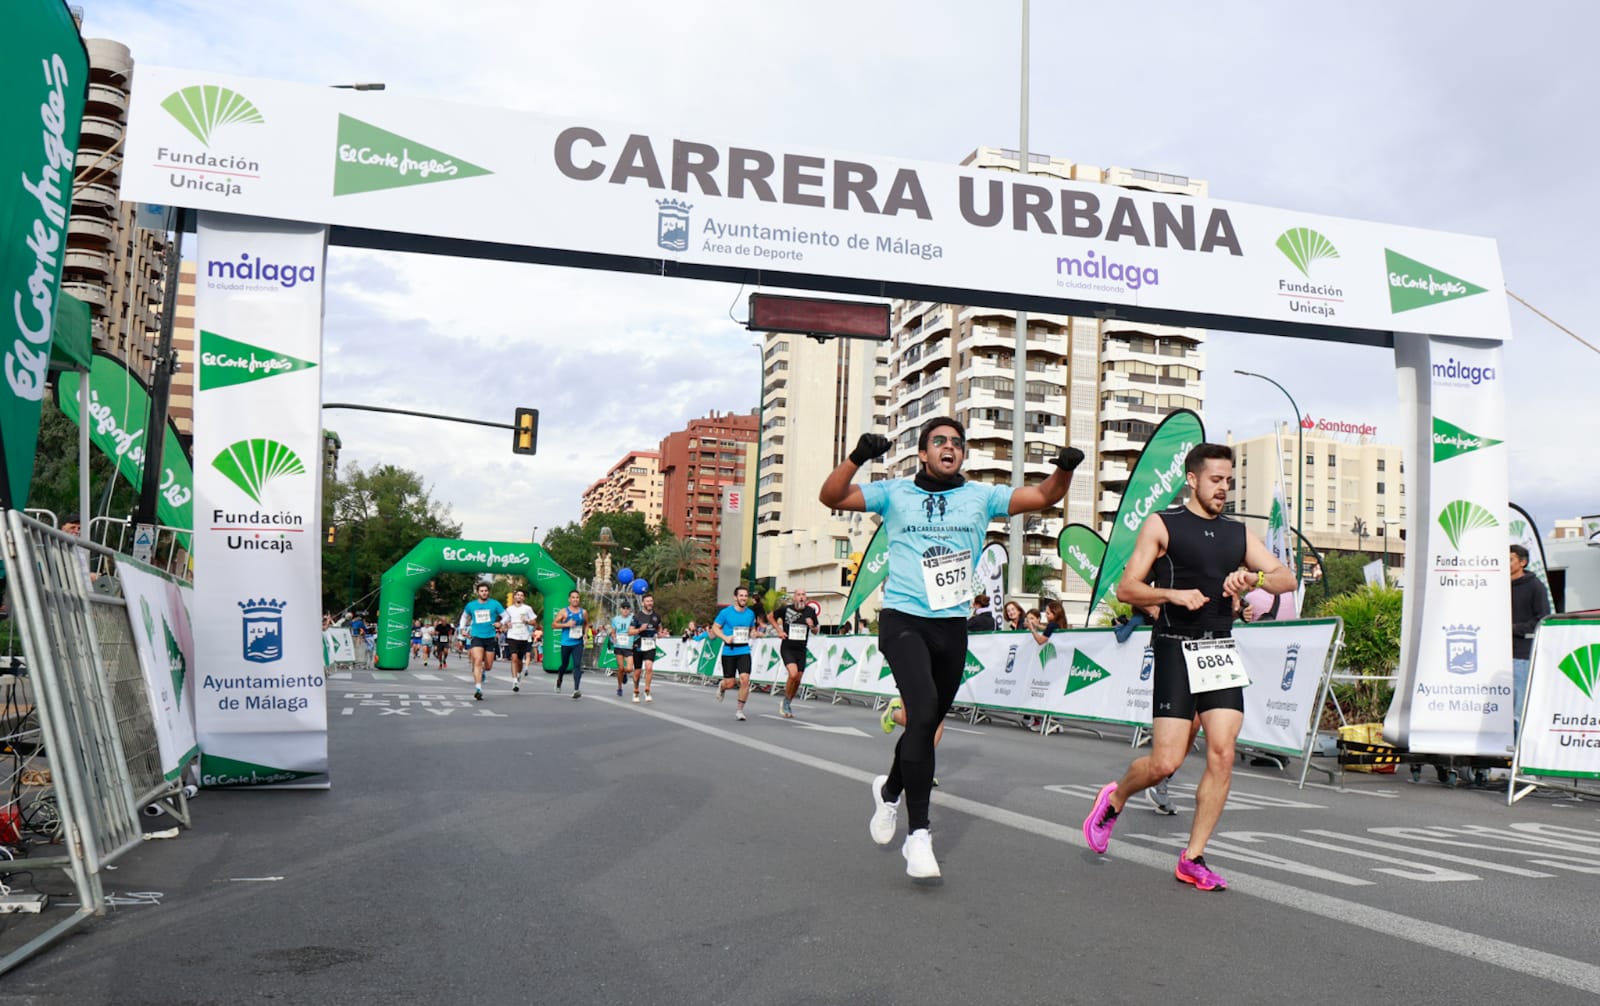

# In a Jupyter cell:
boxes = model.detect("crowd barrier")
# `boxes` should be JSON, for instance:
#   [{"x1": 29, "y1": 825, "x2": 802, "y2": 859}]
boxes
[
  {"x1": 1510, "y1": 614, "x2": 1600, "y2": 804},
  {"x1": 323, "y1": 628, "x2": 359, "y2": 668},
  {"x1": 643, "y1": 619, "x2": 1343, "y2": 759}
]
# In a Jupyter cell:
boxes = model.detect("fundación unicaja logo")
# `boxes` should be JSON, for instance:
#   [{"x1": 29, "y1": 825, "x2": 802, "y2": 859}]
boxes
[
  {"x1": 211, "y1": 438, "x2": 307, "y2": 505},
  {"x1": 161, "y1": 85, "x2": 264, "y2": 146},
  {"x1": 1275, "y1": 227, "x2": 1339, "y2": 277},
  {"x1": 333, "y1": 114, "x2": 492, "y2": 196},
  {"x1": 1432, "y1": 416, "x2": 1502, "y2": 463},
  {"x1": 1444, "y1": 624, "x2": 1479, "y2": 676},
  {"x1": 1385, "y1": 249, "x2": 1487, "y2": 314},
  {"x1": 1558, "y1": 643, "x2": 1600, "y2": 700},
  {"x1": 657, "y1": 199, "x2": 691, "y2": 252},
  {"x1": 1437, "y1": 499, "x2": 1500, "y2": 550},
  {"x1": 199, "y1": 331, "x2": 316, "y2": 390},
  {"x1": 240, "y1": 598, "x2": 287, "y2": 663}
]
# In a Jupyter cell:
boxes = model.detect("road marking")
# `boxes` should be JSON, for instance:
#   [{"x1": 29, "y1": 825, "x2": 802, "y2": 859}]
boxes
[
  {"x1": 372, "y1": 672, "x2": 395, "y2": 681},
  {"x1": 414, "y1": 673, "x2": 441, "y2": 681},
  {"x1": 757, "y1": 714, "x2": 869, "y2": 737},
  {"x1": 624, "y1": 700, "x2": 1600, "y2": 996},
  {"x1": 1218, "y1": 831, "x2": 1478, "y2": 882},
  {"x1": 945, "y1": 726, "x2": 985, "y2": 735},
  {"x1": 1303, "y1": 830, "x2": 1554, "y2": 878},
  {"x1": 1042, "y1": 782, "x2": 1326, "y2": 811}
]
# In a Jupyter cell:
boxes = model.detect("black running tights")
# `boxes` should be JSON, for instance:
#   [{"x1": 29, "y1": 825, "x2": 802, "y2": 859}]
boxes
[{"x1": 879, "y1": 610, "x2": 967, "y2": 832}]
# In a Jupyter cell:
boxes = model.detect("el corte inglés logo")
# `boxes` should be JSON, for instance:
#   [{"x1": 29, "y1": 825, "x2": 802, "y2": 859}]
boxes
[
  {"x1": 199, "y1": 331, "x2": 316, "y2": 390},
  {"x1": 1065, "y1": 649, "x2": 1110, "y2": 696},
  {"x1": 161, "y1": 85, "x2": 263, "y2": 146},
  {"x1": 960, "y1": 650, "x2": 984, "y2": 686},
  {"x1": 1386, "y1": 249, "x2": 1487, "y2": 313},
  {"x1": 1432, "y1": 416, "x2": 1503, "y2": 462},
  {"x1": 334, "y1": 114, "x2": 492, "y2": 195}
]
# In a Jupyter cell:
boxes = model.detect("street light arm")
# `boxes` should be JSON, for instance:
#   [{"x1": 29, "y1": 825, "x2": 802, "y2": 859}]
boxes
[{"x1": 1235, "y1": 369, "x2": 1304, "y2": 580}]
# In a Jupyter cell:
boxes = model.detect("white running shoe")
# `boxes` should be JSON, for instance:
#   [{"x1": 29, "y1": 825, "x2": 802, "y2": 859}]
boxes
[
  {"x1": 644, "y1": 692, "x2": 653, "y2": 703},
  {"x1": 736, "y1": 709, "x2": 747, "y2": 721},
  {"x1": 902, "y1": 829, "x2": 940, "y2": 879},
  {"x1": 868, "y1": 774, "x2": 899, "y2": 846},
  {"x1": 632, "y1": 692, "x2": 641, "y2": 703}
]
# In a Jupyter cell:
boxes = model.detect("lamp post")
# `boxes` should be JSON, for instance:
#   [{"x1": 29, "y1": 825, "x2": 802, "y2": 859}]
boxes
[
  {"x1": 1007, "y1": 0, "x2": 1032, "y2": 598},
  {"x1": 1235, "y1": 370, "x2": 1303, "y2": 581}
]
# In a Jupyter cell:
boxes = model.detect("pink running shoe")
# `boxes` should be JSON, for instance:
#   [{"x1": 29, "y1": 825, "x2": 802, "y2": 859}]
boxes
[
  {"x1": 1083, "y1": 782, "x2": 1119, "y2": 853},
  {"x1": 1175, "y1": 850, "x2": 1227, "y2": 891}
]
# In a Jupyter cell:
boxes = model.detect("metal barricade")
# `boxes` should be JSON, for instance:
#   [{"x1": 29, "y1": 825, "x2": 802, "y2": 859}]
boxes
[{"x1": 0, "y1": 509, "x2": 143, "y2": 975}]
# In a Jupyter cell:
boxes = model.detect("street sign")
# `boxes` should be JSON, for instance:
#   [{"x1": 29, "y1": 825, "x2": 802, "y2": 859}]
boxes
[{"x1": 132, "y1": 523, "x2": 156, "y2": 564}]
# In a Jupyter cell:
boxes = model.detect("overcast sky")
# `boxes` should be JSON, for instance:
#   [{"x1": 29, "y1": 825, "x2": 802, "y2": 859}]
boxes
[{"x1": 91, "y1": 0, "x2": 1600, "y2": 541}]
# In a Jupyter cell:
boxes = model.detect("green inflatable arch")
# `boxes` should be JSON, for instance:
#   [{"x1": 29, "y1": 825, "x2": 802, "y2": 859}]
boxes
[{"x1": 375, "y1": 538, "x2": 577, "y2": 671}]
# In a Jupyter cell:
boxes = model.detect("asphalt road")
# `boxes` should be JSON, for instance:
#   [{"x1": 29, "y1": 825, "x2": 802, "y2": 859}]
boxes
[{"x1": 8, "y1": 665, "x2": 1600, "y2": 1005}]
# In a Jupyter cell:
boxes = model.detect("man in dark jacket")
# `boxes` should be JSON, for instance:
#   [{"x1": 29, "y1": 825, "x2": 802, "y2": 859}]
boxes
[{"x1": 1509, "y1": 544, "x2": 1551, "y2": 735}]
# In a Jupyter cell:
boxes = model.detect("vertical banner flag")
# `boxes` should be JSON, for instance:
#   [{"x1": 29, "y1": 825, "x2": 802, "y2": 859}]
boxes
[
  {"x1": 192, "y1": 212, "x2": 330, "y2": 788},
  {"x1": 1514, "y1": 617, "x2": 1600, "y2": 782},
  {"x1": 1388, "y1": 334, "x2": 1512, "y2": 755},
  {"x1": 1057, "y1": 524, "x2": 1107, "y2": 589},
  {"x1": 1264, "y1": 486, "x2": 1300, "y2": 618},
  {"x1": 975, "y1": 542, "x2": 1007, "y2": 618},
  {"x1": 56, "y1": 353, "x2": 195, "y2": 542},
  {"x1": 1, "y1": 3, "x2": 87, "y2": 508},
  {"x1": 839, "y1": 522, "x2": 888, "y2": 628},
  {"x1": 1086, "y1": 409, "x2": 1205, "y2": 621},
  {"x1": 1508, "y1": 502, "x2": 1555, "y2": 614}
]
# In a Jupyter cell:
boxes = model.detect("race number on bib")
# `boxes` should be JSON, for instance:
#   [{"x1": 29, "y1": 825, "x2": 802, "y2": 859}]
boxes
[
  {"x1": 473, "y1": 609, "x2": 492, "y2": 624},
  {"x1": 731, "y1": 626, "x2": 751, "y2": 645},
  {"x1": 1181, "y1": 637, "x2": 1250, "y2": 693},
  {"x1": 920, "y1": 549, "x2": 972, "y2": 611},
  {"x1": 789, "y1": 624, "x2": 808, "y2": 642}
]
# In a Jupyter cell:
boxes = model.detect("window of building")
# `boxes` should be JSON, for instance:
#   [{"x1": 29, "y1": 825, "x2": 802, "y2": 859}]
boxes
[
  {"x1": 1306, "y1": 453, "x2": 1315, "y2": 466},
  {"x1": 1376, "y1": 459, "x2": 1386, "y2": 472},
  {"x1": 1305, "y1": 500, "x2": 1315, "y2": 513},
  {"x1": 835, "y1": 539, "x2": 850, "y2": 559},
  {"x1": 1327, "y1": 502, "x2": 1337, "y2": 513},
  {"x1": 1376, "y1": 482, "x2": 1385, "y2": 494},
  {"x1": 1327, "y1": 455, "x2": 1336, "y2": 469}
]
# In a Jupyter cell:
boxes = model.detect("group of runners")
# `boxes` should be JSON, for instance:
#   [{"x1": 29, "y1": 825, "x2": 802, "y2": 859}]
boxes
[{"x1": 414, "y1": 415, "x2": 1292, "y2": 890}]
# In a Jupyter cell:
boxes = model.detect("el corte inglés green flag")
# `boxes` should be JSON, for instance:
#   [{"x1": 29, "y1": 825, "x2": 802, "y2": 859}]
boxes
[
  {"x1": 839, "y1": 522, "x2": 889, "y2": 628},
  {"x1": 1057, "y1": 523, "x2": 1107, "y2": 590}
]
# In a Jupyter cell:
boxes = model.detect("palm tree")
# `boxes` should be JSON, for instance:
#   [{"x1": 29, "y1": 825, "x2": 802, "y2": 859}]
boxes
[{"x1": 652, "y1": 536, "x2": 708, "y2": 583}]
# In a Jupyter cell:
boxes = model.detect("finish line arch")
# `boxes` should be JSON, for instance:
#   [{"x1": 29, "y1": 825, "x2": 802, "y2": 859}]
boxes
[
  {"x1": 126, "y1": 65, "x2": 1517, "y2": 770},
  {"x1": 375, "y1": 539, "x2": 576, "y2": 671}
]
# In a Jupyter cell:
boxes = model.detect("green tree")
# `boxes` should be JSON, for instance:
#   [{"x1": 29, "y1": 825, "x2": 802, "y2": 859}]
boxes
[
  {"x1": 26, "y1": 393, "x2": 146, "y2": 526},
  {"x1": 1023, "y1": 562, "x2": 1057, "y2": 599},
  {"x1": 322, "y1": 462, "x2": 469, "y2": 618},
  {"x1": 652, "y1": 579, "x2": 716, "y2": 629},
  {"x1": 539, "y1": 511, "x2": 664, "y2": 584},
  {"x1": 1307, "y1": 551, "x2": 1371, "y2": 616},
  {"x1": 635, "y1": 533, "x2": 707, "y2": 585},
  {"x1": 1320, "y1": 582, "x2": 1403, "y2": 724}
]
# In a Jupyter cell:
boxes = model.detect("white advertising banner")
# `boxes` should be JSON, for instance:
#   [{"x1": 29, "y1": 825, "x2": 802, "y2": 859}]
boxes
[
  {"x1": 1390, "y1": 334, "x2": 1514, "y2": 756},
  {"x1": 322, "y1": 628, "x2": 356, "y2": 667},
  {"x1": 1514, "y1": 618, "x2": 1600, "y2": 781},
  {"x1": 120, "y1": 67, "x2": 1509, "y2": 343},
  {"x1": 117, "y1": 560, "x2": 200, "y2": 781},
  {"x1": 193, "y1": 212, "x2": 330, "y2": 789}
]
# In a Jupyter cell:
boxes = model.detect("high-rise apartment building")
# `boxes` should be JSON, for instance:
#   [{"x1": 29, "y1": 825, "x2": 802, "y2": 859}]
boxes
[
  {"x1": 61, "y1": 38, "x2": 169, "y2": 383},
  {"x1": 168, "y1": 261, "x2": 197, "y2": 436},
  {"x1": 658, "y1": 410, "x2": 759, "y2": 560},
  {"x1": 753, "y1": 334, "x2": 889, "y2": 621},
  {"x1": 580, "y1": 449, "x2": 663, "y2": 527},
  {"x1": 878, "y1": 148, "x2": 1208, "y2": 609},
  {"x1": 1228, "y1": 422, "x2": 1407, "y2": 564}
]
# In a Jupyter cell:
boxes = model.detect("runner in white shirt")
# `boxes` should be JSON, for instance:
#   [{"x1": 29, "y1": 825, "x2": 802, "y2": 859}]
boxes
[{"x1": 502, "y1": 589, "x2": 539, "y2": 693}]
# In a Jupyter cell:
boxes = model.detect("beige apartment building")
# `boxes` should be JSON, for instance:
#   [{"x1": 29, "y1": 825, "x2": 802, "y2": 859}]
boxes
[
  {"x1": 753, "y1": 335, "x2": 890, "y2": 624},
  {"x1": 1227, "y1": 422, "x2": 1408, "y2": 569},
  {"x1": 580, "y1": 450, "x2": 663, "y2": 527},
  {"x1": 62, "y1": 38, "x2": 169, "y2": 384}
]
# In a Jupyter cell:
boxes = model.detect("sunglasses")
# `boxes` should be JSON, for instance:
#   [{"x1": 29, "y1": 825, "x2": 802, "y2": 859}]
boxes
[{"x1": 928, "y1": 435, "x2": 965, "y2": 449}]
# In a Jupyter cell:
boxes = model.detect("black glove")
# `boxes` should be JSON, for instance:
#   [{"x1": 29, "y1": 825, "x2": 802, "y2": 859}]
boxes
[
  {"x1": 849, "y1": 433, "x2": 892, "y2": 466},
  {"x1": 1051, "y1": 447, "x2": 1085, "y2": 472}
]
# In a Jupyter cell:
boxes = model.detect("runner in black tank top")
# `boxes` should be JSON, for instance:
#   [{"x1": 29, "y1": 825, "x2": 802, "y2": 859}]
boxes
[{"x1": 1081, "y1": 443, "x2": 1297, "y2": 892}]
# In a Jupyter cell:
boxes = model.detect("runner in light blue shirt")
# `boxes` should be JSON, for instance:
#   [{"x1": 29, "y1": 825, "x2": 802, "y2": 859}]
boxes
[
  {"x1": 710, "y1": 587, "x2": 760, "y2": 720},
  {"x1": 461, "y1": 582, "x2": 506, "y2": 701},
  {"x1": 820, "y1": 415, "x2": 1082, "y2": 880}
]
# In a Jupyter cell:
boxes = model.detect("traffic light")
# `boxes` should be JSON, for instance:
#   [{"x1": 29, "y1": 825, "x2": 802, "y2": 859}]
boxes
[
  {"x1": 513, "y1": 407, "x2": 539, "y2": 455},
  {"x1": 844, "y1": 551, "x2": 863, "y2": 585},
  {"x1": 326, "y1": 525, "x2": 338, "y2": 545}
]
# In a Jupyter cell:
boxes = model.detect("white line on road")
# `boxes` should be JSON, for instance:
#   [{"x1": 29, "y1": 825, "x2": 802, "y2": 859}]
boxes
[{"x1": 618, "y1": 698, "x2": 1600, "y2": 996}]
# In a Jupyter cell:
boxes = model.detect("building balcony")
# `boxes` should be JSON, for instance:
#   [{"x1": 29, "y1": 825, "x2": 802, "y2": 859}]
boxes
[
  {"x1": 73, "y1": 182, "x2": 119, "y2": 219},
  {"x1": 78, "y1": 114, "x2": 124, "y2": 151},
  {"x1": 1099, "y1": 429, "x2": 1141, "y2": 453},
  {"x1": 86, "y1": 40, "x2": 133, "y2": 84},
  {"x1": 63, "y1": 248, "x2": 111, "y2": 281},
  {"x1": 1097, "y1": 461, "x2": 1129, "y2": 484},
  {"x1": 85, "y1": 83, "x2": 128, "y2": 120},
  {"x1": 60, "y1": 281, "x2": 109, "y2": 312},
  {"x1": 67, "y1": 216, "x2": 115, "y2": 247}
]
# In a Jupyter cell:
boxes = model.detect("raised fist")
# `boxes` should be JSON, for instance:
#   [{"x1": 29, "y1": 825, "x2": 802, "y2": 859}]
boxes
[
  {"x1": 1051, "y1": 447, "x2": 1085, "y2": 472},
  {"x1": 849, "y1": 433, "x2": 893, "y2": 466}
]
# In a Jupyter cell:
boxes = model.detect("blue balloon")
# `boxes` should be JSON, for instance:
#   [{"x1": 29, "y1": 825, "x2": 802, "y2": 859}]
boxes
[
  {"x1": 631, "y1": 578, "x2": 649, "y2": 595},
  {"x1": 616, "y1": 568, "x2": 634, "y2": 584}
]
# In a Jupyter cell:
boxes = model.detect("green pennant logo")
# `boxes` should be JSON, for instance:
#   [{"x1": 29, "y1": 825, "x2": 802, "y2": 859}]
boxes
[
  {"x1": 838, "y1": 649, "x2": 859, "y2": 677},
  {"x1": 334, "y1": 114, "x2": 492, "y2": 195},
  {"x1": 165, "y1": 618, "x2": 187, "y2": 709},
  {"x1": 199, "y1": 330, "x2": 316, "y2": 390},
  {"x1": 1065, "y1": 648, "x2": 1110, "y2": 696},
  {"x1": 696, "y1": 638, "x2": 722, "y2": 676},
  {"x1": 1432, "y1": 416, "x2": 1502, "y2": 462},
  {"x1": 200, "y1": 753, "x2": 318, "y2": 787},
  {"x1": 1386, "y1": 250, "x2": 1487, "y2": 313},
  {"x1": 961, "y1": 650, "x2": 985, "y2": 686}
]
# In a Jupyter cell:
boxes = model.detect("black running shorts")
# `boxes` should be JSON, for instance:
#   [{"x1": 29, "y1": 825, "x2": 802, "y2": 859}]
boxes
[
  {"x1": 505, "y1": 638, "x2": 531, "y2": 657},
  {"x1": 721, "y1": 653, "x2": 752, "y2": 679},
  {"x1": 779, "y1": 643, "x2": 808, "y2": 669},
  {"x1": 469, "y1": 635, "x2": 497, "y2": 651},
  {"x1": 1151, "y1": 634, "x2": 1245, "y2": 720}
]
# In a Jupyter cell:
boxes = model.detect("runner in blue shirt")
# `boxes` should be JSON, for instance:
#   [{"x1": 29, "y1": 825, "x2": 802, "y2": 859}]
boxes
[
  {"x1": 553, "y1": 590, "x2": 588, "y2": 698},
  {"x1": 820, "y1": 416, "x2": 1082, "y2": 880},
  {"x1": 610, "y1": 602, "x2": 635, "y2": 697},
  {"x1": 460, "y1": 582, "x2": 506, "y2": 701},
  {"x1": 710, "y1": 586, "x2": 759, "y2": 721}
]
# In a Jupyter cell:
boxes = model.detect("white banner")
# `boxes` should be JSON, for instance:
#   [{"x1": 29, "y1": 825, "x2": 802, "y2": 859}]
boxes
[
  {"x1": 1515, "y1": 618, "x2": 1600, "y2": 780},
  {"x1": 1390, "y1": 335, "x2": 1514, "y2": 756},
  {"x1": 322, "y1": 628, "x2": 356, "y2": 667},
  {"x1": 117, "y1": 561, "x2": 199, "y2": 781},
  {"x1": 120, "y1": 66, "x2": 1509, "y2": 343},
  {"x1": 193, "y1": 212, "x2": 330, "y2": 788}
]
